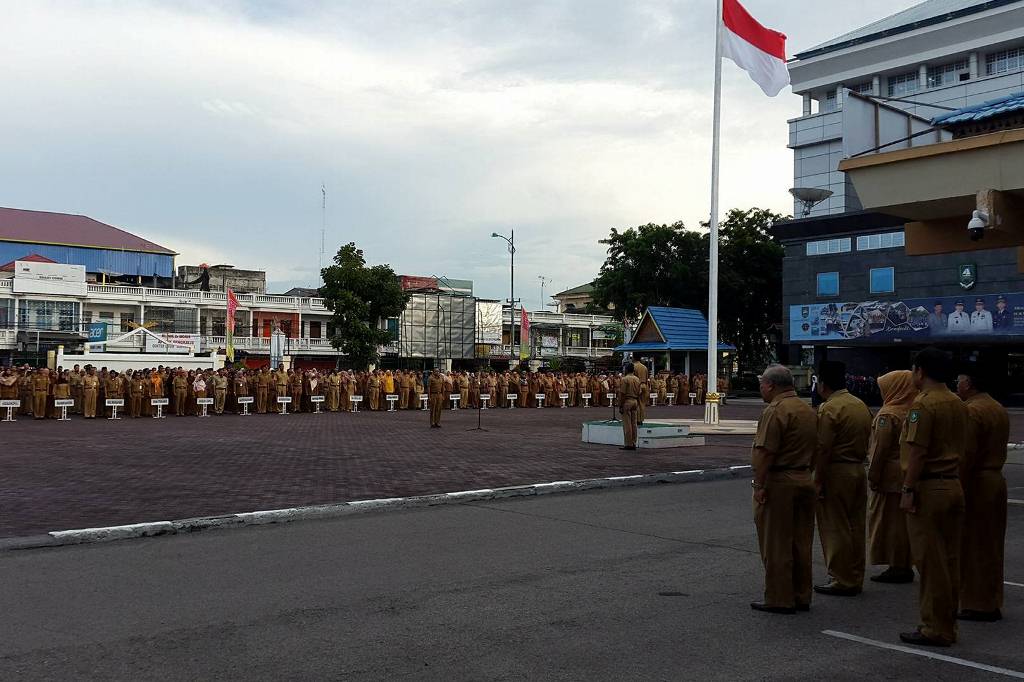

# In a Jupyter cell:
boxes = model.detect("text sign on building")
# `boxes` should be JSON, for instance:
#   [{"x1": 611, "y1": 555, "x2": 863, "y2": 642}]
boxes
[
  {"x1": 88, "y1": 322, "x2": 107, "y2": 343},
  {"x1": 144, "y1": 333, "x2": 198, "y2": 354},
  {"x1": 790, "y1": 291, "x2": 1024, "y2": 342},
  {"x1": 12, "y1": 261, "x2": 87, "y2": 297}
]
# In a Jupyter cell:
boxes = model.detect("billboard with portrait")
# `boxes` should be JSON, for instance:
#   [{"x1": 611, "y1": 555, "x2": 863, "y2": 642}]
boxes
[{"x1": 790, "y1": 292, "x2": 1024, "y2": 342}]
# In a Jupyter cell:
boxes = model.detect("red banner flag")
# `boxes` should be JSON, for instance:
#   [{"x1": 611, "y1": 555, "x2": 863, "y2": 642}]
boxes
[
  {"x1": 519, "y1": 307, "x2": 530, "y2": 361},
  {"x1": 226, "y1": 288, "x2": 239, "y2": 362}
]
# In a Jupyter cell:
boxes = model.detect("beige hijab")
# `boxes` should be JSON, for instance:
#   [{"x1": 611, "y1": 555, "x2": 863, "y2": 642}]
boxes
[{"x1": 876, "y1": 370, "x2": 917, "y2": 420}]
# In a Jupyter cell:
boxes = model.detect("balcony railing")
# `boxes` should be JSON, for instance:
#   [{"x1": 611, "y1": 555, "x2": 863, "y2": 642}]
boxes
[
  {"x1": 0, "y1": 279, "x2": 13, "y2": 290},
  {"x1": 80, "y1": 284, "x2": 329, "y2": 311}
]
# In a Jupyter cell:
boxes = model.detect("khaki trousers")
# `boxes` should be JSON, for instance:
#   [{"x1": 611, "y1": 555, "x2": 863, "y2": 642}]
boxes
[
  {"x1": 755, "y1": 475, "x2": 815, "y2": 609},
  {"x1": 960, "y1": 471, "x2": 1006, "y2": 612},
  {"x1": 215, "y1": 389, "x2": 227, "y2": 414},
  {"x1": 174, "y1": 389, "x2": 187, "y2": 416},
  {"x1": 130, "y1": 394, "x2": 142, "y2": 417},
  {"x1": 33, "y1": 391, "x2": 47, "y2": 418},
  {"x1": 621, "y1": 398, "x2": 638, "y2": 447},
  {"x1": 868, "y1": 490, "x2": 911, "y2": 569},
  {"x1": 83, "y1": 388, "x2": 97, "y2": 418},
  {"x1": 906, "y1": 479, "x2": 964, "y2": 644},
  {"x1": 816, "y1": 463, "x2": 867, "y2": 589},
  {"x1": 429, "y1": 394, "x2": 442, "y2": 426},
  {"x1": 257, "y1": 387, "x2": 268, "y2": 413},
  {"x1": 637, "y1": 389, "x2": 646, "y2": 424}
]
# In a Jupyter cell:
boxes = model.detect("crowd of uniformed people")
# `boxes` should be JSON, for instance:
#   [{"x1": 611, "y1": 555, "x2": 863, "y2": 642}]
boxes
[
  {"x1": 0, "y1": 364, "x2": 722, "y2": 419},
  {"x1": 749, "y1": 350, "x2": 1009, "y2": 649}
]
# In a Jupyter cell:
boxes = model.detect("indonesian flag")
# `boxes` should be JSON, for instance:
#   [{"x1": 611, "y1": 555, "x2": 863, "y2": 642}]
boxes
[
  {"x1": 722, "y1": 0, "x2": 789, "y2": 97},
  {"x1": 226, "y1": 288, "x2": 239, "y2": 363}
]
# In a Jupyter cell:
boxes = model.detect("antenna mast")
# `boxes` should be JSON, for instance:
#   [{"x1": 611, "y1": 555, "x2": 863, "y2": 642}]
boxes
[{"x1": 320, "y1": 184, "x2": 327, "y2": 272}]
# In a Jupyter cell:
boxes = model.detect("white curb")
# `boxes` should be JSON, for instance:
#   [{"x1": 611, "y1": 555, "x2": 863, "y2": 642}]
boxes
[{"x1": 4, "y1": 465, "x2": 755, "y2": 550}]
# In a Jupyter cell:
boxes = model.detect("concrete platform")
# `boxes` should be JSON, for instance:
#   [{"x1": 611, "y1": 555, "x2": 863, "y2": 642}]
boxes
[
  {"x1": 655, "y1": 419, "x2": 758, "y2": 436},
  {"x1": 581, "y1": 421, "x2": 706, "y2": 449}
]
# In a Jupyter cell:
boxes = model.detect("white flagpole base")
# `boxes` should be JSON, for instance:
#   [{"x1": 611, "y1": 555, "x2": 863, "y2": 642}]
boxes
[{"x1": 703, "y1": 394, "x2": 720, "y2": 425}]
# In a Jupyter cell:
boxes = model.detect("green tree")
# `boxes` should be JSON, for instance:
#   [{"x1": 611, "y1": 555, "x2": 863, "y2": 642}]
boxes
[
  {"x1": 319, "y1": 243, "x2": 410, "y2": 369},
  {"x1": 591, "y1": 208, "x2": 785, "y2": 372}
]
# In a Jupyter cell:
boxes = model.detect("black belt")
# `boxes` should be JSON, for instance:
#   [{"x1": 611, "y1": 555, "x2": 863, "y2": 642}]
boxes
[
  {"x1": 919, "y1": 473, "x2": 959, "y2": 481},
  {"x1": 770, "y1": 465, "x2": 810, "y2": 472}
]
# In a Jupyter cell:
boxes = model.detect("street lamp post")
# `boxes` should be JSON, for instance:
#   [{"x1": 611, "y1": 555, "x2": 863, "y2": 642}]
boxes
[{"x1": 491, "y1": 230, "x2": 516, "y2": 363}]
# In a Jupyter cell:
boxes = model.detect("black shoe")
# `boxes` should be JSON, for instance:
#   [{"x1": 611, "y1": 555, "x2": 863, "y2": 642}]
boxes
[
  {"x1": 899, "y1": 630, "x2": 951, "y2": 647},
  {"x1": 958, "y1": 609, "x2": 1002, "y2": 622},
  {"x1": 620, "y1": 446, "x2": 637, "y2": 451},
  {"x1": 813, "y1": 582, "x2": 861, "y2": 597},
  {"x1": 871, "y1": 568, "x2": 914, "y2": 584},
  {"x1": 750, "y1": 602, "x2": 796, "y2": 615},
  {"x1": 795, "y1": 603, "x2": 810, "y2": 612}
]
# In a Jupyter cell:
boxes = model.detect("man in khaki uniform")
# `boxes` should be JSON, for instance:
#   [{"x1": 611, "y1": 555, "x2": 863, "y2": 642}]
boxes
[
  {"x1": 82, "y1": 367, "x2": 100, "y2": 418},
  {"x1": 956, "y1": 364, "x2": 1009, "y2": 622},
  {"x1": 898, "y1": 347, "x2": 967, "y2": 647},
  {"x1": 104, "y1": 371, "x2": 122, "y2": 418},
  {"x1": 233, "y1": 370, "x2": 250, "y2": 413},
  {"x1": 368, "y1": 372, "x2": 381, "y2": 411},
  {"x1": 632, "y1": 358, "x2": 649, "y2": 424},
  {"x1": 213, "y1": 370, "x2": 228, "y2": 414},
  {"x1": 69, "y1": 365, "x2": 83, "y2": 414},
  {"x1": 31, "y1": 368, "x2": 50, "y2": 420},
  {"x1": 275, "y1": 369, "x2": 289, "y2": 413},
  {"x1": 173, "y1": 370, "x2": 189, "y2": 417},
  {"x1": 256, "y1": 368, "x2": 270, "y2": 414},
  {"x1": 617, "y1": 364, "x2": 642, "y2": 450},
  {"x1": 750, "y1": 365, "x2": 817, "y2": 615},
  {"x1": 428, "y1": 369, "x2": 444, "y2": 427},
  {"x1": 129, "y1": 371, "x2": 146, "y2": 418},
  {"x1": 813, "y1": 361, "x2": 872, "y2": 597}
]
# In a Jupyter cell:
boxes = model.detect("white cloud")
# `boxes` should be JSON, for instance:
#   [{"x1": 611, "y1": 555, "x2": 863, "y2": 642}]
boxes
[{"x1": 0, "y1": 0, "x2": 922, "y2": 300}]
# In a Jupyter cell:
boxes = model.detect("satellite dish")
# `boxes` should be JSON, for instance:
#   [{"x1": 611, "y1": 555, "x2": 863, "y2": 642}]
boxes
[{"x1": 790, "y1": 187, "x2": 834, "y2": 217}]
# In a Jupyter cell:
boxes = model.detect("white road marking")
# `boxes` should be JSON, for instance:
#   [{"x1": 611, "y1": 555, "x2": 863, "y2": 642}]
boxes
[
  {"x1": 1009, "y1": 499, "x2": 1024, "y2": 506},
  {"x1": 1006, "y1": 581, "x2": 1024, "y2": 588},
  {"x1": 822, "y1": 630, "x2": 1024, "y2": 679}
]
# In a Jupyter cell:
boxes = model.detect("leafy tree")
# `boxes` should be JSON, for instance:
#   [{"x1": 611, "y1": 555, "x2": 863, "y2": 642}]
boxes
[
  {"x1": 591, "y1": 208, "x2": 785, "y2": 372},
  {"x1": 319, "y1": 243, "x2": 410, "y2": 369}
]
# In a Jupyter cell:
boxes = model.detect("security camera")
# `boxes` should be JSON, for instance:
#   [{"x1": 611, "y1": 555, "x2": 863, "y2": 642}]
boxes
[{"x1": 968, "y1": 210, "x2": 989, "y2": 241}]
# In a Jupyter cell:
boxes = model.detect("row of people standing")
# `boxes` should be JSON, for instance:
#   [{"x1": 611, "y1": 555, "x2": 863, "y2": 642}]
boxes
[
  {"x1": 0, "y1": 365, "x2": 729, "y2": 418},
  {"x1": 751, "y1": 352, "x2": 1008, "y2": 648}
]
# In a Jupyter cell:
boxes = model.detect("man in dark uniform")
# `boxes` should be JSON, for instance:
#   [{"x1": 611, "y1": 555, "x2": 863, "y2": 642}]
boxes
[
  {"x1": 898, "y1": 347, "x2": 967, "y2": 647},
  {"x1": 750, "y1": 365, "x2": 817, "y2": 615},
  {"x1": 813, "y1": 360, "x2": 872, "y2": 597},
  {"x1": 956, "y1": 363, "x2": 1009, "y2": 622},
  {"x1": 992, "y1": 295, "x2": 1012, "y2": 330}
]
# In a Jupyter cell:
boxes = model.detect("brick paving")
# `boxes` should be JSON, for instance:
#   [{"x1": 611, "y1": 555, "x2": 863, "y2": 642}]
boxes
[{"x1": 0, "y1": 404, "x2": 759, "y2": 538}]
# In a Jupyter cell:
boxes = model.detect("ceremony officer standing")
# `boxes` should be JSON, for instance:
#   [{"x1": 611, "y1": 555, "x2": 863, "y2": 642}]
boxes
[
  {"x1": 428, "y1": 369, "x2": 444, "y2": 428},
  {"x1": 750, "y1": 365, "x2": 817, "y2": 615},
  {"x1": 956, "y1": 364, "x2": 1009, "y2": 622},
  {"x1": 813, "y1": 361, "x2": 872, "y2": 597},
  {"x1": 632, "y1": 358, "x2": 649, "y2": 425},
  {"x1": 898, "y1": 347, "x2": 967, "y2": 647},
  {"x1": 617, "y1": 364, "x2": 642, "y2": 451}
]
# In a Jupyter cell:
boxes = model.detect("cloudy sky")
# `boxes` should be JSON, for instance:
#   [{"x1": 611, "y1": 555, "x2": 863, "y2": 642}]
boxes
[{"x1": 0, "y1": 0, "x2": 920, "y2": 303}]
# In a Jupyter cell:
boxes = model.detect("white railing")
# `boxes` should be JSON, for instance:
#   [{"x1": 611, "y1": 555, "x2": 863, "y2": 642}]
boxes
[
  {"x1": 78, "y1": 285, "x2": 329, "y2": 312},
  {"x1": 516, "y1": 309, "x2": 616, "y2": 327},
  {"x1": 0, "y1": 279, "x2": 13, "y2": 290}
]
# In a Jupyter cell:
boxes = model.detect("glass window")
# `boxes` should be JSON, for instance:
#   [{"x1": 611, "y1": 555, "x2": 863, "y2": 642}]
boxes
[
  {"x1": 817, "y1": 272, "x2": 840, "y2": 297},
  {"x1": 986, "y1": 48, "x2": 1023, "y2": 76},
  {"x1": 856, "y1": 231, "x2": 904, "y2": 251},
  {"x1": 888, "y1": 71, "x2": 920, "y2": 97},
  {"x1": 822, "y1": 90, "x2": 838, "y2": 112},
  {"x1": 849, "y1": 81, "x2": 874, "y2": 95},
  {"x1": 0, "y1": 299, "x2": 12, "y2": 328},
  {"x1": 17, "y1": 300, "x2": 81, "y2": 331},
  {"x1": 926, "y1": 60, "x2": 969, "y2": 88},
  {"x1": 805, "y1": 238, "x2": 851, "y2": 256},
  {"x1": 870, "y1": 267, "x2": 895, "y2": 294}
]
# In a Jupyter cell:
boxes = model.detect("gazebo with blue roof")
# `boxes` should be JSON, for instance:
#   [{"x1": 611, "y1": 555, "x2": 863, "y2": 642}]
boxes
[{"x1": 615, "y1": 306, "x2": 735, "y2": 375}]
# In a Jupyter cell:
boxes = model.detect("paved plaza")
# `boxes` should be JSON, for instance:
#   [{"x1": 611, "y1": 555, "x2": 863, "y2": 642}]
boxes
[{"x1": 1, "y1": 404, "x2": 766, "y2": 538}]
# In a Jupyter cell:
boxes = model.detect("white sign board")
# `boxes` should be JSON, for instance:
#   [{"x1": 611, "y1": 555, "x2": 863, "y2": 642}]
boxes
[
  {"x1": 197, "y1": 397, "x2": 214, "y2": 406},
  {"x1": 145, "y1": 333, "x2": 198, "y2": 354},
  {"x1": 105, "y1": 399, "x2": 125, "y2": 407},
  {"x1": 151, "y1": 398, "x2": 170, "y2": 406},
  {"x1": 0, "y1": 399, "x2": 20, "y2": 408},
  {"x1": 237, "y1": 396, "x2": 254, "y2": 404},
  {"x1": 277, "y1": 396, "x2": 293, "y2": 404},
  {"x1": 54, "y1": 399, "x2": 75, "y2": 407},
  {"x1": 311, "y1": 395, "x2": 325, "y2": 403},
  {"x1": 13, "y1": 261, "x2": 87, "y2": 296}
]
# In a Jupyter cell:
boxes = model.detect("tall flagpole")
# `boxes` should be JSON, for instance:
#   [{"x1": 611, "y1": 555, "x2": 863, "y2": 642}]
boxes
[{"x1": 705, "y1": 0, "x2": 723, "y2": 425}]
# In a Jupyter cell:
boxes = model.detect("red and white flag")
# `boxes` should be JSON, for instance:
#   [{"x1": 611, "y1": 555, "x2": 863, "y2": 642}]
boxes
[{"x1": 721, "y1": 0, "x2": 789, "y2": 97}]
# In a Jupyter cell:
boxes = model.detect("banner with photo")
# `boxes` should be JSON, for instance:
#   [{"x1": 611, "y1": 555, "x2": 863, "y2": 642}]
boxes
[{"x1": 790, "y1": 292, "x2": 1024, "y2": 342}]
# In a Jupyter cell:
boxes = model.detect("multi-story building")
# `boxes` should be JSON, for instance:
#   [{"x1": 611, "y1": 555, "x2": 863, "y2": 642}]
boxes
[{"x1": 775, "y1": 0, "x2": 1024, "y2": 384}]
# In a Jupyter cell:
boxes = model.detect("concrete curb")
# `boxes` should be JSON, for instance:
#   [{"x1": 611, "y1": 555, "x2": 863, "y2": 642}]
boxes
[{"x1": 0, "y1": 465, "x2": 754, "y2": 551}]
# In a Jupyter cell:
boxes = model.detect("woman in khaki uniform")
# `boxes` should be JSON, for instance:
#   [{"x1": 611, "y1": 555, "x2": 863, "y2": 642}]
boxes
[{"x1": 867, "y1": 370, "x2": 916, "y2": 583}]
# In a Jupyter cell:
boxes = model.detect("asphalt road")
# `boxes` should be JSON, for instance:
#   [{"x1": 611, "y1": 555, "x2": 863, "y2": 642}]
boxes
[{"x1": 2, "y1": 468, "x2": 1021, "y2": 681}]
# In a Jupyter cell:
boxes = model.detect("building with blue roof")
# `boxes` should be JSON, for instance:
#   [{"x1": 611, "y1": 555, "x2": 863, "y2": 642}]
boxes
[{"x1": 616, "y1": 306, "x2": 735, "y2": 375}]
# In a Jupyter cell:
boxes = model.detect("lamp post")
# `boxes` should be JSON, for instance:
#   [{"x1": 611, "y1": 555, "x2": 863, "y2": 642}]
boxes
[{"x1": 491, "y1": 230, "x2": 516, "y2": 362}]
